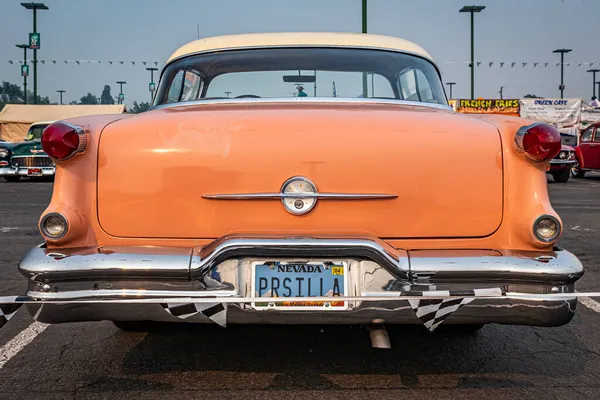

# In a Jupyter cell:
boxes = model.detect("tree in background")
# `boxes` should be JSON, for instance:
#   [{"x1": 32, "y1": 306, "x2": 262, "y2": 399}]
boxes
[
  {"x1": 100, "y1": 85, "x2": 115, "y2": 105},
  {"x1": 130, "y1": 101, "x2": 150, "y2": 113},
  {"x1": 79, "y1": 93, "x2": 99, "y2": 105},
  {"x1": 524, "y1": 94, "x2": 541, "y2": 98},
  {"x1": 0, "y1": 81, "x2": 52, "y2": 110}
]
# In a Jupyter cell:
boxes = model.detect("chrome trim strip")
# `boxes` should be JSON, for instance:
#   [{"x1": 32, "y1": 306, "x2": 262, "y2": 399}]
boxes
[
  {"x1": 151, "y1": 97, "x2": 453, "y2": 112},
  {"x1": 22, "y1": 292, "x2": 584, "y2": 302},
  {"x1": 202, "y1": 192, "x2": 397, "y2": 200}
]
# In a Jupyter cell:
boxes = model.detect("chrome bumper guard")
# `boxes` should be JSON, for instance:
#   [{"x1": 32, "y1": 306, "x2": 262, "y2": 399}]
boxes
[{"x1": 18, "y1": 237, "x2": 584, "y2": 327}]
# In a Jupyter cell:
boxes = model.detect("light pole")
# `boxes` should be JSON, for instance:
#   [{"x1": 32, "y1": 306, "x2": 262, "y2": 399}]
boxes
[
  {"x1": 446, "y1": 82, "x2": 456, "y2": 99},
  {"x1": 21, "y1": 2, "x2": 49, "y2": 104},
  {"x1": 16, "y1": 44, "x2": 29, "y2": 104},
  {"x1": 553, "y1": 49, "x2": 572, "y2": 99},
  {"x1": 459, "y1": 5, "x2": 485, "y2": 100},
  {"x1": 499, "y1": 86, "x2": 505, "y2": 100},
  {"x1": 146, "y1": 67, "x2": 158, "y2": 103},
  {"x1": 116, "y1": 81, "x2": 126, "y2": 104},
  {"x1": 57, "y1": 90, "x2": 65, "y2": 105},
  {"x1": 224, "y1": 91, "x2": 231, "y2": 98},
  {"x1": 586, "y1": 69, "x2": 600, "y2": 99},
  {"x1": 361, "y1": 0, "x2": 368, "y2": 98}
]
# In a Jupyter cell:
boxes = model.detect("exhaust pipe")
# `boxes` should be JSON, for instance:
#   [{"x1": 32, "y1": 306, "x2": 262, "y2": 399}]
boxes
[{"x1": 368, "y1": 319, "x2": 390, "y2": 349}]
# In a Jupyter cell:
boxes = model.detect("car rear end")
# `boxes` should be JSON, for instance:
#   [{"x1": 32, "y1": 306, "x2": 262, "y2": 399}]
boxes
[{"x1": 16, "y1": 105, "x2": 583, "y2": 330}]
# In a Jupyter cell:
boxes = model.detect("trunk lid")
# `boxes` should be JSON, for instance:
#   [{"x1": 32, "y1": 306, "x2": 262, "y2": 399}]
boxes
[{"x1": 97, "y1": 103, "x2": 503, "y2": 239}]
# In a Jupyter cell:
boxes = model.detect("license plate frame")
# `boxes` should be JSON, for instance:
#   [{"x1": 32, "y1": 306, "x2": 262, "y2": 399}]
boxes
[
  {"x1": 251, "y1": 260, "x2": 348, "y2": 311},
  {"x1": 27, "y1": 168, "x2": 43, "y2": 176}
]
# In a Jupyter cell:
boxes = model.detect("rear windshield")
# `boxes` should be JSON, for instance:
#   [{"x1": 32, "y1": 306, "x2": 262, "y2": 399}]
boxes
[
  {"x1": 25, "y1": 124, "x2": 49, "y2": 141},
  {"x1": 153, "y1": 48, "x2": 447, "y2": 106}
]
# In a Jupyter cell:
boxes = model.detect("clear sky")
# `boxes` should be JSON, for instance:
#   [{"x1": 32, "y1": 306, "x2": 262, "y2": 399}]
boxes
[{"x1": 0, "y1": 0, "x2": 598, "y2": 107}]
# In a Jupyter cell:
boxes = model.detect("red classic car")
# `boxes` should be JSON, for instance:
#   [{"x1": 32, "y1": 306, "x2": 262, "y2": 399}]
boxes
[
  {"x1": 547, "y1": 145, "x2": 576, "y2": 182},
  {"x1": 573, "y1": 122, "x2": 600, "y2": 178}
]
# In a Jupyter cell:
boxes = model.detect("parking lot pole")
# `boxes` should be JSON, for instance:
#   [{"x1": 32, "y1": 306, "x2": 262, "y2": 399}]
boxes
[
  {"x1": 21, "y1": 3, "x2": 49, "y2": 104},
  {"x1": 459, "y1": 6, "x2": 485, "y2": 100},
  {"x1": 16, "y1": 44, "x2": 28, "y2": 104},
  {"x1": 553, "y1": 49, "x2": 572, "y2": 99},
  {"x1": 587, "y1": 69, "x2": 600, "y2": 99},
  {"x1": 362, "y1": 0, "x2": 368, "y2": 98}
]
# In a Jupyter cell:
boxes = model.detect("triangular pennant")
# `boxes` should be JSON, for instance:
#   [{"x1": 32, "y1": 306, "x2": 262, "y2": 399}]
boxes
[
  {"x1": 8, "y1": 61, "x2": 13, "y2": 64},
  {"x1": 489, "y1": 61, "x2": 494, "y2": 67},
  {"x1": 522, "y1": 62, "x2": 527, "y2": 67},
  {"x1": 40, "y1": 60, "x2": 45, "y2": 64},
  {"x1": 0, "y1": 296, "x2": 26, "y2": 330},
  {"x1": 405, "y1": 288, "x2": 504, "y2": 332},
  {"x1": 161, "y1": 302, "x2": 227, "y2": 327},
  {"x1": 119, "y1": 61, "x2": 124, "y2": 64},
  {"x1": 142, "y1": 61, "x2": 147, "y2": 66},
  {"x1": 476, "y1": 61, "x2": 482, "y2": 67},
  {"x1": 545, "y1": 62, "x2": 549, "y2": 68},
  {"x1": 511, "y1": 62, "x2": 516, "y2": 68},
  {"x1": 500, "y1": 62, "x2": 505, "y2": 68},
  {"x1": 109, "y1": 61, "x2": 113, "y2": 64},
  {"x1": 154, "y1": 61, "x2": 158, "y2": 66},
  {"x1": 409, "y1": 298, "x2": 474, "y2": 332},
  {"x1": 52, "y1": 60, "x2": 56, "y2": 64},
  {"x1": 534, "y1": 62, "x2": 539, "y2": 68},
  {"x1": 131, "y1": 61, "x2": 135, "y2": 65}
]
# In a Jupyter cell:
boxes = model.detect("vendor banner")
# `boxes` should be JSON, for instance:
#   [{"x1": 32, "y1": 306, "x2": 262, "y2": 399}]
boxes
[
  {"x1": 456, "y1": 99, "x2": 520, "y2": 115},
  {"x1": 519, "y1": 98, "x2": 582, "y2": 129}
]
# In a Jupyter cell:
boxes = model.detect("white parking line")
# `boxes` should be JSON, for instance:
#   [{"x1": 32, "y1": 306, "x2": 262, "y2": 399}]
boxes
[
  {"x1": 0, "y1": 322, "x2": 48, "y2": 369},
  {"x1": 579, "y1": 296, "x2": 600, "y2": 313}
]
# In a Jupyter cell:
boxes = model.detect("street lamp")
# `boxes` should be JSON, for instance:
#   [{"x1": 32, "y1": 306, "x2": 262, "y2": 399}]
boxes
[
  {"x1": 16, "y1": 44, "x2": 29, "y2": 104},
  {"x1": 21, "y1": 2, "x2": 49, "y2": 104},
  {"x1": 56, "y1": 90, "x2": 66, "y2": 105},
  {"x1": 553, "y1": 49, "x2": 572, "y2": 99},
  {"x1": 146, "y1": 67, "x2": 158, "y2": 103},
  {"x1": 459, "y1": 5, "x2": 485, "y2": 100},
  {"x1": 116, "y1": 81, "x2": 126, "y2": 104},
  {"x1": 446, "y1": 82, "x2": 456, "y2": 99},
  {"x1": 587, "y1": 69, "x2": 600, "y2": 99}
]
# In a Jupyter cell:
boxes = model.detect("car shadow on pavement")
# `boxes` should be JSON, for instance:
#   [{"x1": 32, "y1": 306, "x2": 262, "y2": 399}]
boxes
[{"x1": 119, "y1": 322, "x2": 588, "y2": 390}]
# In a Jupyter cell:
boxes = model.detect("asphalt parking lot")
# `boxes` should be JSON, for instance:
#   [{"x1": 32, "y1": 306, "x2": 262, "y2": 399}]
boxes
[{"x1": 1, "y1": 175, "x2": 600, "y2": 399}]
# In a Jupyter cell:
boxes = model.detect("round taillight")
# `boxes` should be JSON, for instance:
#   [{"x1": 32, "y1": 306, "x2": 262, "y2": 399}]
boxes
[
  {"x1": 41, "y1": 122, "x2": 87, "y2": 160},
  {"x1": 515, "y1": 123, "x2": 561, "y2": 162}
]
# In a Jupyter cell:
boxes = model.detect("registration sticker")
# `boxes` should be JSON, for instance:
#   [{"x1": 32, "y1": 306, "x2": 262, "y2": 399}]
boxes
[{"x1": 251, "y1": 261, "x2": 348, "y2": 310}]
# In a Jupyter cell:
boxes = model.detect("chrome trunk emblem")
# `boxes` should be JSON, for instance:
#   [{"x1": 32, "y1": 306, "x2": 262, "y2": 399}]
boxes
[{"x1": 202, "y1": 176, "x2": 397, "y2": 215}]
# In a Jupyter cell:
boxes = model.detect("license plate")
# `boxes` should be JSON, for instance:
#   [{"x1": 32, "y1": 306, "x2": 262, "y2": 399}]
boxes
[
  {"x1": 252, "y1": 261, "x2": 347, "y2": 310},
  {"x1": 27, "y1": 168, "x2": 42, "y2": 176}
]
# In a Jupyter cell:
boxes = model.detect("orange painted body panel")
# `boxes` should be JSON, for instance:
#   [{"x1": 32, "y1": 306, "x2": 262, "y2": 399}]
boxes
[
  {"x1": 42, "y1": 104, "x2": 560, "y2": 252},
  {"x1": 96, "y1": 103, "x2": 502, "y2": 239}
]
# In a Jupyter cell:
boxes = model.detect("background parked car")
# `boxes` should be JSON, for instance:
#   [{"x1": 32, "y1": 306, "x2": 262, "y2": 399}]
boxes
[
  {"x1": 0, "y1": 121, "x2": 54, "y2": 182},
  {"x1": 547, "y1": 145, "x2": 577, "y2": 182},
  {"x1": 573, "y1": 122, "x2": 600, "y2": 178}
]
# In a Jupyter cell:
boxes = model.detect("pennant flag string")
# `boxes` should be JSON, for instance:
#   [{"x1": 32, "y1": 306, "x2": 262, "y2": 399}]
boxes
[{"x1": 6, "y1": 59, "x2": 600, "y2": 69}]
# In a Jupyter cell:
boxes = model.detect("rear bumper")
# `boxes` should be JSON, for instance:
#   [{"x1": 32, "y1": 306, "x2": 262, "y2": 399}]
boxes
[
  {"x1": 19, "y1": 237, "x2": 584, "y2": 327},
  {"x1": 0, "y1": 166, "x2": 55, "y2": 176}
]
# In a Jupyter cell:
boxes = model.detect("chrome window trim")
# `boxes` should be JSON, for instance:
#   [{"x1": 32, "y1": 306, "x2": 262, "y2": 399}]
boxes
[{"x1": 150, "y1": 97, "x2": 453, "y2": 112}]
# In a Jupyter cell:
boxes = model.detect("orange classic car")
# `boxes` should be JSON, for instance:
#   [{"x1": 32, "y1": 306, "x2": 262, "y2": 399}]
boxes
[{"x1": 16, "y1": 33, "x2": 583, "y2": 338}]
